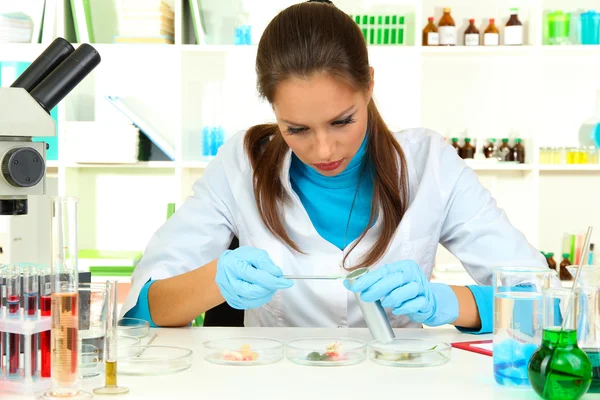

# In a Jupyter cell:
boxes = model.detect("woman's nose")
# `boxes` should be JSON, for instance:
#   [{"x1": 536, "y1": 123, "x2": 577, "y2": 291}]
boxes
[{"x1": 313, "y1": 131, "x2": 335, "y2": 160}]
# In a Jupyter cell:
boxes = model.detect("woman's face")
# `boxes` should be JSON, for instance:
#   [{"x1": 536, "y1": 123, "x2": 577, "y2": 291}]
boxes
[{"x1": 272, "y1": 71, "x2": 373, "y2": 177}]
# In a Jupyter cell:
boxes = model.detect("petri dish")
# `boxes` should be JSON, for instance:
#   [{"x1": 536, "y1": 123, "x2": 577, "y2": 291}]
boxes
[
  {"x1": 117, "y1": 317, "x2": 150, "y2": 338},
  {"x1": 118, "y1": 345, "x2": 193, "y2": 375},
  {"x1": 203, "y1": 337, "x2": 284, "y2": 366},
  {"x1": 117, "y1": 335, "x2": 142, "y2": 358},
  {"x1": 369, "y1": 339, "x2": 451, "y2": 367},
  {"x1": 286, "y1": 338, "x2": 366, "y2": 366}
]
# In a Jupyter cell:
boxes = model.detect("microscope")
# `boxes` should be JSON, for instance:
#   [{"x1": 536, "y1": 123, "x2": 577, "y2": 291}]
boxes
[{"x1": 0, "y1": 38, "x2": 100, "y2": 215}]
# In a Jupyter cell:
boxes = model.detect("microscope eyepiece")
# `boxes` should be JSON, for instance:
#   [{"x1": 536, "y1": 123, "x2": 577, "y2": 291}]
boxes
[
  {"x1": 10, "y1": 38, "x2": 74, "y2": 93},
  {"x1": 30, "y1": 43, "x2": 101, "y2": 113}
]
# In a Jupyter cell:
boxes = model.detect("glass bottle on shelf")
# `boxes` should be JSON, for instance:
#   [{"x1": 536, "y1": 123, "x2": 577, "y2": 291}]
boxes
[
  {"x1": 540, "y1": 147, "x2": 550, "y2": 164},
  {"x1": 546, "y1": 253, "x2": 557, "y2": 271},
  {"x1": 498, "y1": 138, "x2": 512, "y2": 161},
  {"x1": 483, "y1": 138, "x2": 497, "y2": 158},
  {"x1": 451, "y1": 137, "x2": 460, "y2": 154},
  {"x1": 559, "y1": 256, "x2": 573, "y2": 280},
  {"x1": 438, "y1": 8, "x2": 457, "y2": 46},
  {"x1": 460, "y1": 138, "x2": 475, "y2": 159},
  {"x1": 423, "y1": 17, "x2": 439, "y2": 46},
  {"x1": 512, "y1": 138, "x2": 525, "y2": 163},
  {"x1": 464, "y1": 19, "x2": 480, "y2": 46},
  {"x1": 484, "y1": 18, "x2": 500, "y2": 46},
  {"x1": 505, "y1": 8, "x2": 523, "y2": 45}
]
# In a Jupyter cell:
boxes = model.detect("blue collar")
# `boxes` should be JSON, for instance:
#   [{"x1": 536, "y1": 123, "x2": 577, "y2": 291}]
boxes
[{"x1": 290, "y1": 133, "x2": 368, "y2": 189}]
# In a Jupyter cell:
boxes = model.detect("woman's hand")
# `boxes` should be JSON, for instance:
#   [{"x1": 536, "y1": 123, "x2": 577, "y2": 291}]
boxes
[
  {"x1": 344, "y1": 260, "x2": 459, "y2": 326},
  {"x1": 216, "y1": 246, "x2": 294, "y2": 310}
]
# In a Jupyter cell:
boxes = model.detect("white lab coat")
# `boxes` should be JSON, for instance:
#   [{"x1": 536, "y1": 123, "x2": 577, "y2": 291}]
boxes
[{"x1": 121, "y1": 128, "x2": 546, "y2": 328}]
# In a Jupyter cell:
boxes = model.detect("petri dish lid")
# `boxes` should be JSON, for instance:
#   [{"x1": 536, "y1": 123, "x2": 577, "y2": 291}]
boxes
[
  {"x1": 203, "y1": 337, "x2": 284, "y2": 366},
  {"x1": 286, "y1": 337, "x2": 367, "y2": 367},
  {"x1": 117, "y1": 317, "x2": 150, "y2": 338},
  {"x1": 369, "y1": 339, "x2": 451, "y2": 367},
  {"x1": 118, "y1": 345, "x2": 193, "y2": 376}
]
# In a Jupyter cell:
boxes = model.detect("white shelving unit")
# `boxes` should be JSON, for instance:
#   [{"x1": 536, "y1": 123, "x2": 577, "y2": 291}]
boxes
[{"x1": 0, "y1": 0, "x2": 598, "y2": 271}]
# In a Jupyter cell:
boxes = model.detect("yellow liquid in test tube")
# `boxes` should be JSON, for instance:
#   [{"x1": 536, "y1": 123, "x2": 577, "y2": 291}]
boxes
[{"x1": 51, "y1": 292, "x2": 78, "y2": 389}]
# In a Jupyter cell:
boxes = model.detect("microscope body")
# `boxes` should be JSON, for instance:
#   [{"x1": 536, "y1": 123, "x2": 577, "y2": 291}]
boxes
[
  {"x1": 0, "y1": 38, "x2": 100, "y2": 215},
  {"x1": 0, "y1": 87, "x2": 55, "y2": 214}
]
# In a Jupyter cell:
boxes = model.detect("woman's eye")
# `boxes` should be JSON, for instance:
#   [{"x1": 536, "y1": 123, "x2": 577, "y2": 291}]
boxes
[
  {"x1": 286, "y1": 127, "x2": 307, "y2": 135},
  {"x1": 332, "y1": 116, "x2": 356, "y2": 127}
]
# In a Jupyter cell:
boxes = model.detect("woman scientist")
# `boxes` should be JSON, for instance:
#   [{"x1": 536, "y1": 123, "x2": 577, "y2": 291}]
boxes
[{"x1": 121, "y1": 0, "x2": 545, "y2": 332}]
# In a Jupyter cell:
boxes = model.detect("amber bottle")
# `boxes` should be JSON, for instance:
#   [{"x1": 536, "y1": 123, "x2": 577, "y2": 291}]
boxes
[
  {"x1": 438, "y1": 8, "x2": 456, "y2": 46},
  {"x1": 464, "y1": 19, "x2": 480, "y2": 46},
  {"x1": 505, "y1": 8, "x2": 523, "y2": 45},
  {"x1": 460, "y1": 138, "x2": 475, "y2": 159},
  {"x1": 484, "y1": 18, "x2": 500, "y2": 46},
  {"x1": 423, "y1": 17, "x2": 439, "y2": 46}
]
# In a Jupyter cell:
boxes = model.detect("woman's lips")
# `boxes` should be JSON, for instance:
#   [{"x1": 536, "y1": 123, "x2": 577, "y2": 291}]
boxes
[{"x1": 313, "y1": 159, "x2": 343, "y2": 171}]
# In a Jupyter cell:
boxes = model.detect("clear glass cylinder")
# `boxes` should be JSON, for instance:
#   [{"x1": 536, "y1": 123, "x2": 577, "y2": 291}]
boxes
[
  {"x1": 49, "y1": 197, "x2": 81, "y2": 396},
  {"x1": 492, "y1": 267, "x2": 554, "y2": 387}
]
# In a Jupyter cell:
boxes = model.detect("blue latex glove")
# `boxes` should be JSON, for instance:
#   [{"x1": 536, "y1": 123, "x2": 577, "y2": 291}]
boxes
[
  {"x1": 216, "y1": 246, "x2": 294, "y2": 310},
  {"x1": 344, "y1": 260, "x2": 459, "y2": 326}
]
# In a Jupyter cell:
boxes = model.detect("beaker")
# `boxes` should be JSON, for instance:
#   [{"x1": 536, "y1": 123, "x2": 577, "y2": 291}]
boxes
[
  {"x1": 492, "y1": 267, "x2": 553, "y2": 387},
  {"x1": 568, "y1": 265, "x2": 600, "y2": 393},
  {"x1": 78, "y1": 282, "x2": 108, "y2": 379},
  {"x1": 528, "y1": 288, "x2": 592, "y2": 400}
]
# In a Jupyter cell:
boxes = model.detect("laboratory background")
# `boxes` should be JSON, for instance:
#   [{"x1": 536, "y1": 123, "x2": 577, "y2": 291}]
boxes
[{"x1": 0, "y1": 0, "x2": 599, "y2": 399}]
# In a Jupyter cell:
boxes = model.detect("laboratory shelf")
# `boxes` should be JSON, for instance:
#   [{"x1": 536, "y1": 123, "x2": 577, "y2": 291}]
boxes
[
  {"x1": 420, "y1": 45, "x2": 536, "y2": 55},
  {"x1": 464, "y1": 161, "x2": 534, "y2": 171},
  {"x1": 539, "y1": 165, "x2": 600, "y2": 172},
  {"x1": 181, "y1": 161, "x2": 210, "y2": 169},
  {"x1": 62, "y1": 161, "x2": 177, "y2": 169}
]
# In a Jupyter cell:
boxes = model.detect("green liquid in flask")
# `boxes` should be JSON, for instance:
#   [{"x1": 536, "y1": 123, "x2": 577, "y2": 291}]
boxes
[
  {"x1": 528, "y1": 328, "x2": 592, "y2": 400},
  {"x1": 582, "y1": 349, "x2": 600, "y2": 393}
]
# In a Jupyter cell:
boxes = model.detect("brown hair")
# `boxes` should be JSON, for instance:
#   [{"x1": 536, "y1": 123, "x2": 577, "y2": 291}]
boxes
[{"x1": 244, "y1": 1, "x2": 409, "y2": 270}]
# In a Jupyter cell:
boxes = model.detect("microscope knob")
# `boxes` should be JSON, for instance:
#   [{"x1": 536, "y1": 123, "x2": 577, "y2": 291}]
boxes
[{"x1": 2, "y1": 148, "x2": 45, "y2": 188}]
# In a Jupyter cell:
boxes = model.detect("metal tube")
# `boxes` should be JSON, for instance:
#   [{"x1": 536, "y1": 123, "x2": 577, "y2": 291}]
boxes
[{"x1": 346, "y1": 267, "x2": 395, "y2": 343}]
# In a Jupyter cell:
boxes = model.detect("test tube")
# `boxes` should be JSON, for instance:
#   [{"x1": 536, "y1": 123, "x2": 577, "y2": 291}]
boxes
[
  {"x1": 40, "y1": 197, "x2": 92, "y2": 400},
  {"x1": 93, "y1": 281, "x2": 129, "y2": 395},
  {"x1": 0, "y1": 265, "x2": 5, "y2": 378},
  {"x1": 40, "y1": 269, "x2": 52, "y2": 378},
  {"x1": 24, "y1": 265, "x2": 39, "y2": 376},
  {"x1": 346, "y1": 267, "x2": 395, "y2": 343},
  {"x1": 6, "y1": 265, "x2": 21, "y2": 376}
]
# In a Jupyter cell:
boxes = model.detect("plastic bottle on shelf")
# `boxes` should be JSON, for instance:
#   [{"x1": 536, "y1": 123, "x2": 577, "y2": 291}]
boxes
[
  {"x1": 498, "y1": 138, "x2": 512, "y2": 161},
  {"x1": 423, "y1": 17, "x2": 439, "y2": 46},
  {"x1": 505, "y1": 8, "x2": 523, "y2": 45},
  {"x1": 460, "y1": 138, "x2": 475, "y2": 159},
  {"x1": 464, "y1": 19, "x2": 480, "y2": 46},
  {"x1": 512, "y1": 138, "x2": 525, "y2": 163},
  {"x1": 581, "y1": 10, "x2": 600, "y2": 45},
  {"x1": 438, "y1": 8, "x2": 457, "y2": 46},
  {"x1": 483, "y1": 138, "x2": 497, "y2": 158},
  {"x1": 398, "y1": 16, "x2": 405, "y2": 45},
  {"x1": 484, "y1": 18, "x2": 500, "y2": 46}
]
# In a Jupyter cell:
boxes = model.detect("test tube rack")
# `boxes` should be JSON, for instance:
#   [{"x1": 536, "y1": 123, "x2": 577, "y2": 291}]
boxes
[{"x1": 0, "y1": 308, "x2": 51, "y2": 395}]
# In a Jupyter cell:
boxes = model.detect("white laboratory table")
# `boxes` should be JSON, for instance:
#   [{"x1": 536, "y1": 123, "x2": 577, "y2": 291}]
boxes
[{"x1": 8, "y1": 327, "x2": 545, "y2": 400}]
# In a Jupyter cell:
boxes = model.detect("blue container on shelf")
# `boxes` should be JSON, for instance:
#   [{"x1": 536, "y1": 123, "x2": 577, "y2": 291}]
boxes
[
  {"x1": 202, "y1": 126, "x2": 225, "y2": 157},
  {"x1": 581, "y1": 11, "x2": 600, "y2": 45},
  {"x1": 202, "y1": 126, "x2": 213, "y2": 157}
]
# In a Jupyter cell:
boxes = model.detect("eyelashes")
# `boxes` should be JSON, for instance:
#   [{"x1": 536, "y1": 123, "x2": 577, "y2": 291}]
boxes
[{"x1": 285, "y1": 114, "x2": 357, "y2": 135}]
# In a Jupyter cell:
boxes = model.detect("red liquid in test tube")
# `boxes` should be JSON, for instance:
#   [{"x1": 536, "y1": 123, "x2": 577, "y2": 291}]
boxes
[
  {"x1": 6, "y1": 266, "x2": 21, "y2": 377},
  {"x1": 41, "y1": 295, "x2": 51, "y2": 378}
]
